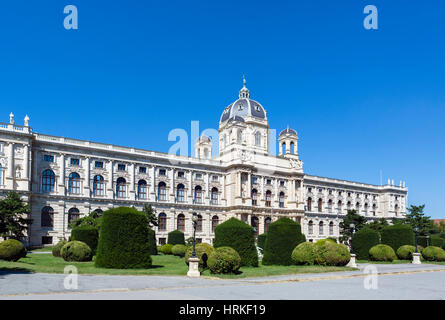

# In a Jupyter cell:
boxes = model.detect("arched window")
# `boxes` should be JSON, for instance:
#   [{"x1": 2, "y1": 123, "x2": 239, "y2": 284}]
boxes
[
  {"x1": 93, "y1": 175, "x2": 104, "y2": 196},
  {"x1": 176, "y1": 184, "x2": 185, "y2": 202},
  {"x1": 356, "y1": 202, "x2": 360, "y2": 213},
  {"x1": 251, "y1": 216, "x2": 259, "y2": 236},
  {"x1": 158, "y1": 213, "x2": 167, "y2": 231},
  {"x1": 211, "y1": 187, "x2": 218, "y2": 205},
  {"x1": 264, "y1": 217, "x2": 272, "y2": 233},
  {"x1": 319, "y1": 221, "x2": 324, "y2": 235},
  {"x1": 265, "y1": 190, "x2": 272, "y2": 207},
  {"x1": 42, "y1": 169, "x2": 55, "y2": 193},
  {"x1": 282, "y1": 142, "x2": 286, "y2": 155},
  {"x1": 41, "y1": 206, "x2": 54, "y2": 227},
  {"x1": 158, "y1": 182, "x2": 166, "y2": 201},
  {"x1": 318, "y1": 198, "x2": 323, "y2": 212},
  {"x1": 347, "y1": 201, "x2": 352, "y2": 210},
  {"x1": 255, "y1": 132, "x2": 261, "y2": 146},
  {"x1": 177, "y1": 214, "x2": 185, "y2": 232},
  {"x1": 68, "y1": 207, "x2": 80, "y2": 225},
  {"x1": 364, "y1": 203, "x2": 369, "y2": 216},
  {"x1": 328, "y1": 199, "x2": 333, "y2": 212},
  {"x1": 329, "y1": 222, "x2": 334, "y2": 235},
  {"x1": 93, "y1": 209, "x2": 103, "y2": 217},
  {"x1": 373, "y1": 204, "x2": 377, "y2": 216},
  {"x1": 395, "y1": 204, "x2": 399, "y2": 217},
  {"x1": 290, "y1": 142, "x2": 295, "y2": 154},
  {"x1": 116, "y1": 177, "x2": 126, "y2": 198},
  {"x1": 251, "y1": 189, "x2": 258, "y2": 206},
  {"x1": 196, "y1": 214, "x2": 203, "y2": 232},
  {"x1": 307, "y1": 197, "x2": 312, "y2": 211},
  {"x1": 68, "y1": 172, "x2": 80, "y2": 194},
  {"x1": 337, "y1": 200, "x2": 342, "y2": 214},
  {"x1": 237, "y1": 130, "x2": 243, "y2": 144},
  {"x1": 308, "y1": 220, "x2": 313, "y2": 235},
  {"x1": 194, "y1": 185, "x2": 202, "y2": 204},
  {"x1": 279, "y1": 192, "x2": 285, "y2": 208},
  {"x1": 212, "y1": 215, "x2": 219, "y2": 233},
  {"x1": 138, "y1": 180, "x2": 147, "y2": 199}
]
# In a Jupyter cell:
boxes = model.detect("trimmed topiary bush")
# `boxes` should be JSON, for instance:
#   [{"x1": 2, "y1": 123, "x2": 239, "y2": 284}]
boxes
[
  {"x1": 207, "y1": 247, "x2": 242, "y2": 274},
  {"x1": 52, "y1": 240, "x2": 68, "y2": 257},
  {"x1": 291, "y1": 242, "x2": 316, "y2": 265},
  {"x1": 213, "y1": 218, "x2": 258, "y2": 267},
  {"x1": 327, "y1": 237, "x2": 337, "y2": 243},
  {"x1": 314, "y1": 241, "x2": 351, "y2": 266},
  {"x1": 262, "y1": 218, "x2": 305, "y2": 266},
  {"x1": 422, "y1": 246, "x2": 445, "y2": 261},
  {"x1": 316, "y1": 238, "x2": 336, "y2": 246},
  {"x1": 185, "y1": 243, "x2": 214, "y2": 269},
  {"x1": 0, "y1": 239, "x2": 27, "y2": 262},
  {"x1": 369, "y1": 244, "x2": 397, "y2": 262},
  {"x1": 95, "y1": 207, "x2": 152, "y2": 269},
  {"x1": 381, "y1": 225, "x2": 414, "y2": 252},
  {"x1": 430, "y1": 235, "x2": 445, "y2": 249},
  {"x1": 257, "y1": 232, "x2": 267, "y2": 250},
  {"x1": 60, "y1": 241, "x2": 92, "y2": 262},
  {"x1": 160, "y1": 244, "x2": 173, "y2": 255},
  {"x1": 396, "y1": 245, "x2": 417, "y2": 260},
  {"x1": 352, "y1": 228, "x2": 380, "y2": 260},
  {"x1": 71, "y1": 225, "x2": 98, "y2": 254},
  {"x1": 148, "y1": 228, "x2": 158, "y2": 255},
  {"x1": 168, "y1": 230, "x2": 185, "y2": 245},
  {"x1": 172, "y1": 244, "x2": 187, "y2": 257}
]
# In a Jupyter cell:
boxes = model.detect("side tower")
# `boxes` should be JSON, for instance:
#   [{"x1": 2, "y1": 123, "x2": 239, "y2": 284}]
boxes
[
  {"x1": 195, "y1": 135, "x2": 212, "y2": 159},
  {"x1": 278, "y1": 127, "x2": 299, "y2": 159}
]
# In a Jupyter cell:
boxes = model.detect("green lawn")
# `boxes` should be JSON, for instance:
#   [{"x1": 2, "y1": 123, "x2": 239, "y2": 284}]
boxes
[
  {"x1": 0, "y1": 253, "x2": 356, "y2": 277},
  {"x1": 29, "y1": 247, "x2": 53, "y2": 252}
]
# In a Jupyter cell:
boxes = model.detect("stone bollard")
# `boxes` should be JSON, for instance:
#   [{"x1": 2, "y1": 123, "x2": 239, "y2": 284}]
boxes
[
  {"x1": 187, "y1": 257, "x2": 201, "y2": 278},
  {"x1": 412, "y1": 252, "x2": 421, "y2": 265},
  {"x1": 347, "y1": 253, "x2": 358, "y2": 268}
]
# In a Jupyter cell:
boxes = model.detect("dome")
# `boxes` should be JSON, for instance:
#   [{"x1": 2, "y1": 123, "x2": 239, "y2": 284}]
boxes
[
  {"x1": 279, "y1": 127, "x2": 297, "y2": 137},
  {"x1": 220, "y1": 78, "x2": 267, "y2": 123}
]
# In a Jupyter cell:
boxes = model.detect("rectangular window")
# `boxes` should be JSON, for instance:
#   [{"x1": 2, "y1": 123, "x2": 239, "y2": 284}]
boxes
[
  {"x1": 212, "y1": 175, "x2": 219, "y2": 182},
  {"x1": 159, "y1": 169, "x2": 166, "y2": 176},
  {"x1": 280, "y1": 180, "x2": 285, "y2": 187},
  {"x1": 95, "y1": 161, "x2": 103, "y2": 169},
  {"x1": 118, "y1": 164, "x2": 126, "y2": 171},
  {"x1": 139, "y1": 166, "x2": 147, "y2": 174},
  {"x1": 42, "y1": 236, "x2": 53, "y2": 245},
  {"x1": 158, "y1": 238, "x2": 166, "y2": 245},
  {"x1": 44, "y1": 155, "x2": 54, "y2": 162},
  {"x1": 195, "y1": 173, "x2": 203, "y2": 180},
  {"x1": 266, "y1": 179, "x2": 272, "y2": 185},
  {"x1": 177, "y1": 171, "x2": 184, "y2": 178},
  {"x1": 252, "y1": 177, "x2": 258, "y2": 184},
  {"x1": 70, "y1": 158, "x2": 80, "y2": 166}
]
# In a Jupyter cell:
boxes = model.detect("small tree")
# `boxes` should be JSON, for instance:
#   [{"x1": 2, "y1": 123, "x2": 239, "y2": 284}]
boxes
[
  {"x1": 0, "y1": 191, "x2": 32, "y2": 240},
  {"x1": 143, "y1": 204, "x2": 158, "y2": 228},
  {"x1": 339, "y1": 210, "x2": 367, "y2": 243},
  {"x1": 366, "y1": 218, "x2": 389, "y2": 234},
  {"x1": 404, "y1": 205, "x2": 436, "y2": 235}
]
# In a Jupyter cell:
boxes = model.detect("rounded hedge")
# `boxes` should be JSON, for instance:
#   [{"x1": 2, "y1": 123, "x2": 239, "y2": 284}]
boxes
[
  {"x1": 148, "y1": 228, "x2": 158, "y2": 255},
  {"x1": 430, "y1": 235, "x2": 445, "y2": 249},
  {"x1": 396, "y1": 245, "x2": 417, "y2": 260},
  {"x1": 207, "y1": 247, "x2": 242, "y2": 274},
  {"x1": 352, "y1": 228, "x2": 380, "y2": 260},
  {"x1": 168, "y1": 230, "x2": 185, "y2": 245},
  {"x1": 185, "y1": 243, "x2": 214, "y2": 269},
  {"x1": 291, "y1": 242, "x2": 316, "y2": 265},
  {"x1": 369, "y1": 244, "x2": 397, "y2": 262},
  {"x1": 422, "y1": 246, "x2": 445, "y2": 262},
  {"x1": 315, "y1": 238, "x2": 336, "y2": 246},
  {"x1": 213, "y1": 218, "x2": 258, "y2": 267},
  {"x1": 71, "y1": 225, "x2": 98, "y2": 254},
  {"x1": 95, "y1": 207, "x2": 152, "y2": 269},
  {"x1": 52, "y1": 240, "x2": 68, "y2": 257},
  {"x1": 314, "y1": 241, "x2": 351, "y2": 266},
  {"x1": 262, "y1": 218, "x2": 305, "y2": 266},
  {"x1": 0, "y1": 239, "x2": 27, "y2": 262},
  {"x1": 257, "y1": 232, "x2": 267, "y2": 250},
  {"x1": 160, "y1": 244, "x2": 174, "y2": 255},
  {"x1": 60, "y1": 241, "x2": 92, "y2": 262},
  {"x1": 171, "y1": 244, "x2": 187, "y2": 257},
  {"x1": 381, "y1": 225, "x2": 414, "y2": 252}
]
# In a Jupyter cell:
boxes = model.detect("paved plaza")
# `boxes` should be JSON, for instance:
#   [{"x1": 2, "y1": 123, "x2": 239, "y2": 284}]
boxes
[{"x1": 1, "y1": 263, "x2": 445, "y2": 300}]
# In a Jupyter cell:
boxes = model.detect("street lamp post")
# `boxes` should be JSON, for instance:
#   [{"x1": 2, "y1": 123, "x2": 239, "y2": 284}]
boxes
[
  {"x1": 346, "y1": 223, "x2": 357, "y2": 268},
  {"x1": 412, "y1": 227, "x2": 421, "y2": 264},
  {"x1": 187, "y1": 213, "x2": 201, "y2": 277},
  {"x1": 426, "y1": 235, "x2": 430, "y2": 247}
]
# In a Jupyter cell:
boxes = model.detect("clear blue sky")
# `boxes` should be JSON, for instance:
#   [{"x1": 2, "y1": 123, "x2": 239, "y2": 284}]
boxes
[{"x1": 0, "y1": 1, "x2": 444, "y2": 218}]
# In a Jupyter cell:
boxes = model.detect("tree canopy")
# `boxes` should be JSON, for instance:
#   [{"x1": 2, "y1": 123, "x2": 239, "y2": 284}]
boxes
[{"x1": 0, "y1": 191, "x2": 32, "y2": 240}]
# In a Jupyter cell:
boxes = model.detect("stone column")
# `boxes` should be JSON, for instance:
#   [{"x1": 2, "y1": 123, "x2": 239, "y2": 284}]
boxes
[
  {"x1": 107, "y1": 161, "x2": 114, "y2": 198},
  {"x1": 129, "y1": 163, "x2": 135, "y2": 200},
  {"x1": 59, "y1": 154, "x2": 65, "y2": 195},
  {"x1": 84, "y1": 157, "x2": 90, "y2": 197},
  {"x1": 23, "y1": 144, "x2": 29, "y2": 179},
  {"x1": 7, "y1": 142, "x2": 14, "y2": 178}
]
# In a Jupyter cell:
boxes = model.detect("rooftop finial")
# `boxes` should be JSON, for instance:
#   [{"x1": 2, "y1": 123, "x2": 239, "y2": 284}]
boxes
[
  {"x1": 239, "y1": 75, "x2": 250, "y2": 99},
  {"x1": 243, "y1": 74, "x2": 246, "y2": 88},
  {"x1": 9, "y1": 112, "x2": 14, "y2": 124}
]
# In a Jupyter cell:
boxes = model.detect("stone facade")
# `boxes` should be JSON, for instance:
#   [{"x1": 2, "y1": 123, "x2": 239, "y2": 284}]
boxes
[{"x1": 0, "y1": 84, "x2": 408, "y2": 246}]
